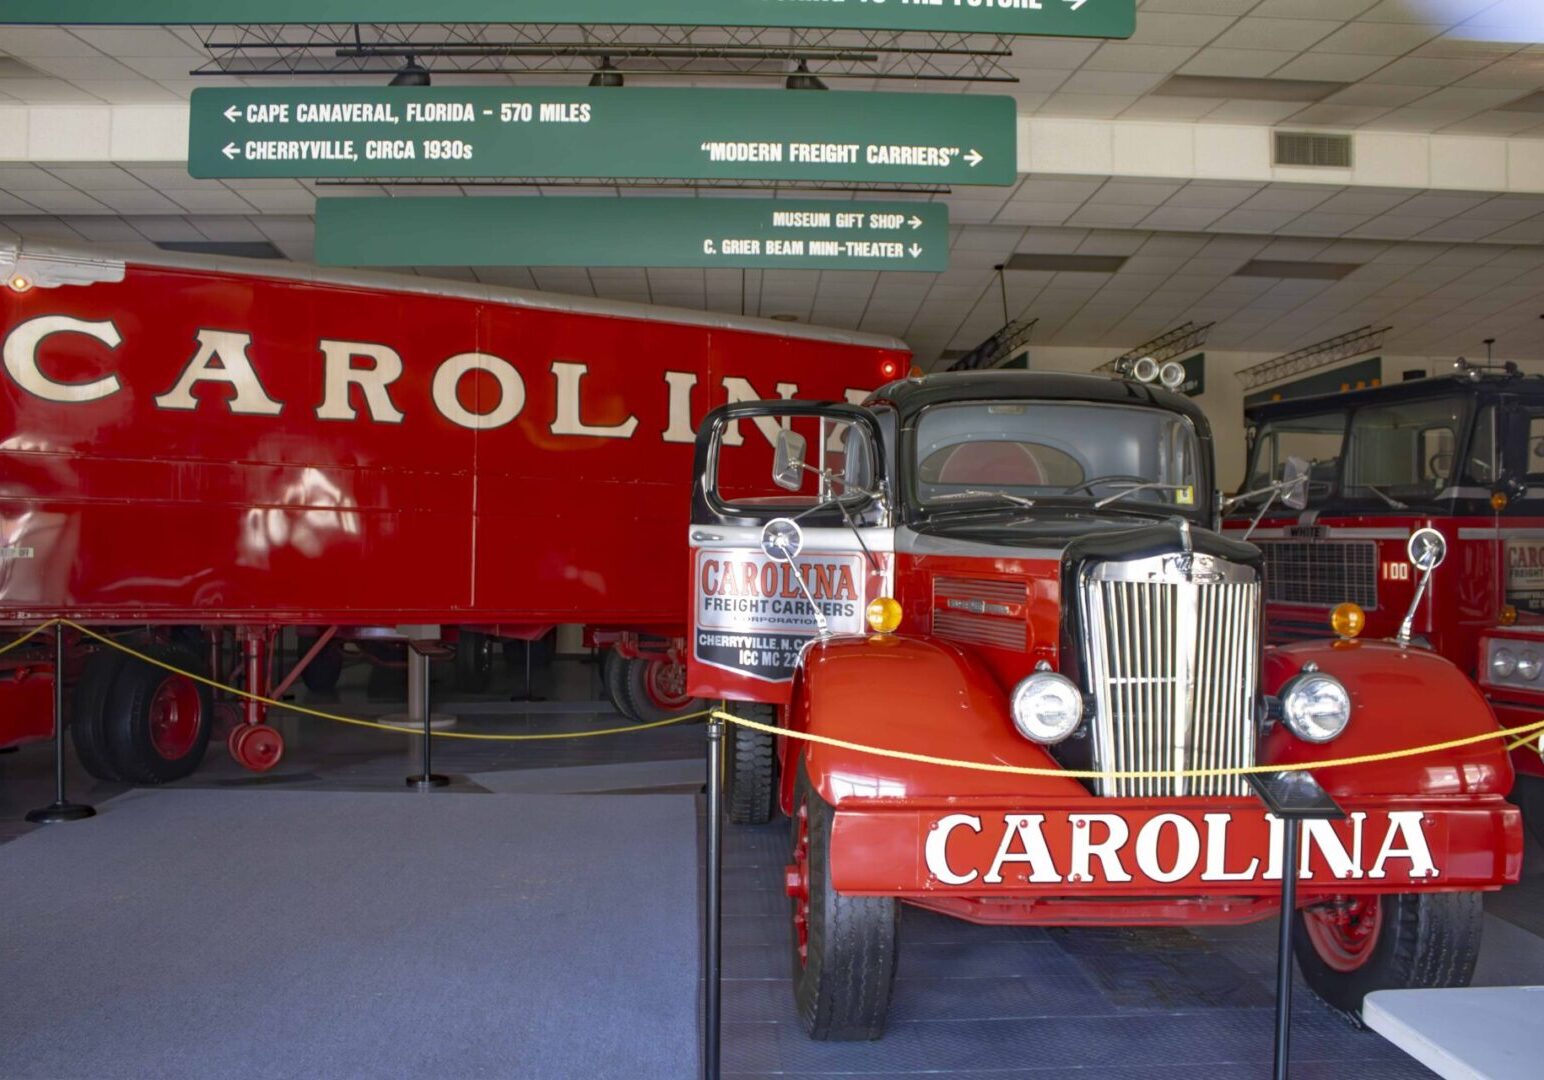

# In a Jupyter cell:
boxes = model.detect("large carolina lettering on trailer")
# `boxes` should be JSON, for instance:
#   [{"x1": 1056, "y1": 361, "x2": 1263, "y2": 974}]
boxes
[
  {"x1": 0, "y1": 313, "x2": 871, "y2": 441},
  {"x1": 2, "y1": 314, "x2": 122, "y2": 403}
]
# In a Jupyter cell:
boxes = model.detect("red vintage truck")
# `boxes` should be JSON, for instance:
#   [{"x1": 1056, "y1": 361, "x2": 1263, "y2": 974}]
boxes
[
  {"x1": 0, "y1": 240, "x2": 906, "y2": 778},
  {"x1": 1225, "y1": 367, "x2": 1544, "y2": 829},
  {"x1": 690, "y1": 368, "x2": 1522, "y2": 1039}
]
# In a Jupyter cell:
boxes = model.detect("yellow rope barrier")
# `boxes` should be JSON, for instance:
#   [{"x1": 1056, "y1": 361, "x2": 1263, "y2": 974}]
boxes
[
  {"x1": 4, "y1": 618, "x2": 1540, "y2": 772},
  {"x1": 708, "y1": 705, "x2": 1544, "y2": 783},
  {"x1": 57, "y1": 619, "x2": 706, "y2": 741}
]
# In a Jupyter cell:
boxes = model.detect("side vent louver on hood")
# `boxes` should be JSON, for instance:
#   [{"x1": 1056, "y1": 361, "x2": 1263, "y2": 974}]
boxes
[
  {"x1": 932, "y1": 576, "x2": 1028, "y2": 651},
  {"x1": 1274, "y1": 131, "x2": 1352, "y2": 168}
]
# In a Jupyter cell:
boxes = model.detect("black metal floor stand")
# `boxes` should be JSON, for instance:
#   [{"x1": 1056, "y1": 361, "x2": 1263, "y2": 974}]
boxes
[
  {"x1": 25, "y1": 627, "x2": 95, "y2": 824},
  {"x1": 1248, "y1": 771, "x2": 1346, "y2": 1080},
  {"x1": 703, "y1": 715, "x2": 723, "y2": 1080},
  {"x1": 404, "y1": 643, "x2": 448, "y2": 790}
]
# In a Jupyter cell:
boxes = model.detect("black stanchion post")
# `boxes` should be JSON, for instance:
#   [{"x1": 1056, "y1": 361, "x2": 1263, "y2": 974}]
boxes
[
  {"x1": 703, "y1": 714, "x2": 724, "y2": 1080},
  {"x1": 1247, "y1": 771, "x2": 1345, "y2": 1080},
  {"x1": 25, "y1": 625, "x2": 95, "y2": 824},
  {"x1": 405, "y1": 642, "x2": 448, "y2": 790},
  {"x1": 1273, "y1": 818, "x2": 1301, "y2": 1080}
]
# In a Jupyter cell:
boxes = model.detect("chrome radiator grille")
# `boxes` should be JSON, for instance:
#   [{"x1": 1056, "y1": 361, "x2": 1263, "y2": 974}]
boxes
[
  {"x1": 1080, "y1": 554, "x2": 1260, "y2": 798},
  {"x1": 1257, "y1": 539, "x2": 1378, "y2": 609}
]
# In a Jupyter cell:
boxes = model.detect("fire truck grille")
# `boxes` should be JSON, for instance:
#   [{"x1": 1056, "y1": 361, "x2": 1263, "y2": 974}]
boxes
[
  {"x1": 1256, "y1": 540, "x2": 1378, "y2": 610},
  {"x1": 1080, "y1": 556, "x2": 1260, "y2": 799}
]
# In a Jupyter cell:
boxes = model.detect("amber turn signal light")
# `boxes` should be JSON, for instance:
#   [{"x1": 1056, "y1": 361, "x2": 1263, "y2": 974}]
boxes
[
  {"x1": 1501, "y1": 604, "x2": 1519, "y2": 626},
  {"x1": 866, "y1": 596, "x2": 903, "y2": 634},
  {"x1": 1330, "y1": 602, "x2": 1365, "y2": 639},
  {"x1": 1492, "y1": 490, "x2": 1509, "y2": 511}
]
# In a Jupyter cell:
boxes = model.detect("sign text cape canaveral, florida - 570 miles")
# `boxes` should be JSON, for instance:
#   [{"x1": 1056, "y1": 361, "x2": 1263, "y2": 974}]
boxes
[{"x1": 187, "y1": 87, "x2": 1016, "y2": 186}]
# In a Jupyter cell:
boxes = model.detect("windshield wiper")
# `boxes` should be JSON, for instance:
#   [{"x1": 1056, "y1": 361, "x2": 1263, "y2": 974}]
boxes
[
  {"x1": 929, "y1": 490, "x2": 1036, "y2": 510},
  {"x1": 1358, "y1": 483, "x2": 1407, "y2": 510},
  {"x1": 1091, "y1": 482, "x2": 1191, "y2": 510}
]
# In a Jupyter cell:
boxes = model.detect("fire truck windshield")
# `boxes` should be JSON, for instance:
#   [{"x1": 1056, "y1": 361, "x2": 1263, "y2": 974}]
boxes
[
  {"x1": 914, "y1": 401, "x2": 1200, "y2": 515},
  {"x1": 1245, "y1": 394, "x2": 1478, "y2": 508}
]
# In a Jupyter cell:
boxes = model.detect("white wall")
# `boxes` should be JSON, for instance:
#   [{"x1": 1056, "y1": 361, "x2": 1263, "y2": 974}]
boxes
[{"x1": 1023, "y1": 347, "x2": 1544, "y2": 493}]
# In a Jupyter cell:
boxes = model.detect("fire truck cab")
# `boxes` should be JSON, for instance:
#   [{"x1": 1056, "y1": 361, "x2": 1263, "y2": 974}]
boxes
[
  {"x1": 1227, "y1": 367, "x2": 1544, "y2": 814},
  {"x1": 689, "y1": 369, "x2": 1520, "y2": 1041}
]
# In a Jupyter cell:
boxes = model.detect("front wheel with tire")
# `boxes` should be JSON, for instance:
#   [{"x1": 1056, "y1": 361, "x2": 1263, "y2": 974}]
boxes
[
  {"x1": 786, "y1": 765, "x2": 898, "y2": 1041},
  {"x1": 1295, "y1": 891, "x2": 1483, "y2": 1024},
  {"x1": 602, "y1": 649, "x2": 638, "y2": 720},
  {"x1": 102, "y1": 644, "x2": 214, "y2": 785},
  {"x1": 726, "y1": 701, "x2": 778, "y2": 825}
]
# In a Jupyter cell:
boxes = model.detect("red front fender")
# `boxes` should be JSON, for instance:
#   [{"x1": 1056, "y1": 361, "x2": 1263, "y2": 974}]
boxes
[
  {"x1": 1262, "y1": 640, "x2": 1514, "y2": 798},
  {"x1": 781, "y1": 634, "x2": 1086, "y2": 814}
]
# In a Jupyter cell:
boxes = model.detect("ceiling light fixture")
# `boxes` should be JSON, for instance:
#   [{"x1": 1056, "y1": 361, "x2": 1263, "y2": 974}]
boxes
[
  {"x1": 589, "y1": 57, "x2": 624, "y2": 87},
  {"x1": 786, "y1": 60, "x2": 828, "y2": 91},
  {"x1": 389, "y1": 56, "x2": 431, "y2": 87}
]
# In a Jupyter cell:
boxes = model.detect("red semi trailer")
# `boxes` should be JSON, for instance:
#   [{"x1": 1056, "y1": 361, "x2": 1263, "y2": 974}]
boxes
[{"x1": 0, "y1": 241, "x2": 906, "y2": 779}]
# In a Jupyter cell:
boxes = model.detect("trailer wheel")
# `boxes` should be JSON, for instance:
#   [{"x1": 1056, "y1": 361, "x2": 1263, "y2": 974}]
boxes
[
  {"x1": 70, "y1": 648, "x2": 127, "y2": 782},
  {"x1": 103, "y1": 644, "x2": 213, "y2": 785},
  {"x1": 786, "y1": 765, "x2": 898, "y2": 1041},
  {"x1": 602, "y1": 649, "x2": 638, "y2": 720},
  {"x1": 454, "y1": 631, "x2": 494, "y2": 693},
  {"x1": 726, "y1": 702, "x2": 779, "y2": 825},
  {"x1": 298, "y1": 637, "x2": 343, "y2": 693},
  {"x1": 623, "y1": 657, "x2": 699, "y2": 724},
  {"x1": 1295, "y1": 891, "x2": 1483, "y2": 1024}
]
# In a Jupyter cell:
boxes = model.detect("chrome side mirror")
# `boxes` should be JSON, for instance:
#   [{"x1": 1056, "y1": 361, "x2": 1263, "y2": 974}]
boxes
[
  {"x1": 760, "y1": 517, "x2": 828, "y2": 636},
  {"x1": 1281, "y1": 456, "x2": 1309, "y2": 512},
  {"x1": 772, "y1": 429, "x2": 808, "y2": 492},
  {"x1": 1396, "y1": 527, "x2": 1448, "y2": 647}
]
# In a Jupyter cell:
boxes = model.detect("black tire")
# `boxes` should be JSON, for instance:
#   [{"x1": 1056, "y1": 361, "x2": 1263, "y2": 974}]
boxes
[
  {"x1": 1294, "y1": 891, "x2": 1483, "y2": 1024},
  {"x1": 454, "y1": 630, "x2": 494, "y2": 693},
  {"x1": 1515, "y1": 774, "x2": 1544, "y2": 847},
  {"x1": 71, "y1": 647, "x2": 127, "y2": 782},
  {"x1": 603, "y1": 649, "x2": 638, "y2": 720},
  {"x1": 103, "y1": 644, "x2": 213, "y2": 785},
  {"x1": 298, "y1": 638, "x2": 344, "y2": 693},
  {"x1": 789, "y1": 765, "x2": 898, "y2": 1041},
  {"x1": 726, "y1": 701, "x2": 778, "y2": 825},
  {"x1": 622, "y1": 657, "x2": 700, "y2": 725}
]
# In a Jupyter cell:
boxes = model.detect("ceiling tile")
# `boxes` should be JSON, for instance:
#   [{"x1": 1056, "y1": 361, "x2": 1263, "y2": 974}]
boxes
[
  {"x1": 1180, "y1": 48, "x2": 1298, "y2": 78},
  {"x1": 1210, "y1": 18, "x2": 1342, "y2": 52},
  {"x1": 1082, "y1": 43, "x2": 1201, "y2": 74}
]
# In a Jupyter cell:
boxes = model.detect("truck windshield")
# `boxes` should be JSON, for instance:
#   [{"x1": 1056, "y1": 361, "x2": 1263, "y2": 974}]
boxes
[
  {"x1": 914, "y1": 402, "x2": 1200, "y2": 513},
  {"x1": 1245, "y1": 395, "x2": 1473, "y2": 506}
]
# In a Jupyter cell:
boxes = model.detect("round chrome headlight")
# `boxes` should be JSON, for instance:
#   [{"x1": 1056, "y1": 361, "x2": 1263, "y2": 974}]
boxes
[
  {"x1": 1518, "y1": 651, "x2": 1542, "y2": 681},
  {"x1": 1159, "y1": 361, "x2": 1186, "y2": 390},
  {"x1": 1280, "y1": 671, "x2": 1351, "y2": 744},
  {"x1": 1010, "y1": 672, "x2": 1084, "y2": 745},
  {"x1": 1492, "y1": 647, "x2": 1518, "y2": 679}
]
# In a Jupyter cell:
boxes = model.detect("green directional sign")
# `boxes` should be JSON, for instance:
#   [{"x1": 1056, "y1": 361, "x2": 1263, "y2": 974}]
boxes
[
  {"x1": 188, "y1": 87, "x2": 1016, "y2": 186},
  {"x1": 10, "y1": 2, "x2": 1136, "y2": 38},
  {"x1": 316, "y1": 197, "x2": 949, "y2": 272}
]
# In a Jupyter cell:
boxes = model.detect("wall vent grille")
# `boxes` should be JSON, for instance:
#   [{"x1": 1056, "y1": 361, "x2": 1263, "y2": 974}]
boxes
[{"x1": 1274, "y1": 131, "x2": 1352, "y2": 168}]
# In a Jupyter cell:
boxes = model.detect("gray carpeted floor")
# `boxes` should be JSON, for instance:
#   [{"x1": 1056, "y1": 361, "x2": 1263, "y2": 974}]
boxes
[{"x1": 0, "y1": 788, "x2": 699, "y2": 1080}]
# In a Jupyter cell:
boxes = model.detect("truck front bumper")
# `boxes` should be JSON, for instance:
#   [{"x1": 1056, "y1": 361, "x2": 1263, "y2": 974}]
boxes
[{"x1": 829, "y1": 796, "x2": 1521, "y2": 908}]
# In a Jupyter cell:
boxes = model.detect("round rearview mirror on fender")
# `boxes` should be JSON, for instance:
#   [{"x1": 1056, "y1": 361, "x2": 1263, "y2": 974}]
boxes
[
  {"x1": 761, "y1": 517, "x2": 803, "y2": 561},
  {"x1": 1408, "y1": 527, "x2": 1447, "y2": 573}
]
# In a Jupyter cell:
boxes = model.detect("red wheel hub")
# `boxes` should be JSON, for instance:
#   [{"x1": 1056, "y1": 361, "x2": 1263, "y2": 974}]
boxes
[
  {"x1": 1303, "y1": 895, "x2": 1383, "y2": 973},
  {"x1": 643, "y1": 659, "x2": 691, "y2": 710},
  {"x1": 785, "y1": 799, "x2": 811, "y2": 969},
  {"x1": 148, "y1": 675, "x2": 202, "y2": 760}
]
